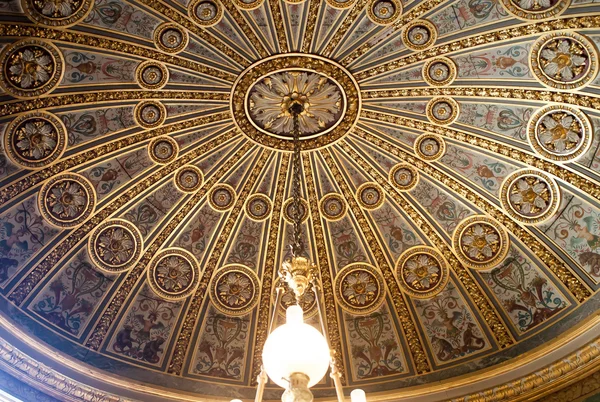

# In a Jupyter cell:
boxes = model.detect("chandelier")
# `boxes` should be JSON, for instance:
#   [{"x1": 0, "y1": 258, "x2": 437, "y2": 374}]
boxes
[{"x1": 244, "y1": 100, "x2": 367, "y2": 402}]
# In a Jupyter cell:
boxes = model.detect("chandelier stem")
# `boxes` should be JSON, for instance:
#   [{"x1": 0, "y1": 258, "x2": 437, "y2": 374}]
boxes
[{"x1": 291, "y1": 110, "x2": 303, "y2": 258}]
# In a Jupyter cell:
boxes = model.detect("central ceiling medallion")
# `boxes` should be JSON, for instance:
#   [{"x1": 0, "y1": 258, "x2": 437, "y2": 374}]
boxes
[{"x1": 231, "y1": 54, "x2": 360, "y2": 151}]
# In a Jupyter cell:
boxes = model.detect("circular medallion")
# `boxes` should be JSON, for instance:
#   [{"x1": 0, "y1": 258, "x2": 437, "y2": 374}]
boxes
[
  {"x1": 527, "y1": 105, "x2": 592, "y2": 162},
  {"x1": 452, "y1": 216, "x2": 510, "y2": 270},
  {"x1": 396, "y1": 246, "x2": 449, "y2": 299},
  {"x1": 4, "y1": 111, "x2": 67, "y2": 169},
  {"x1": 231, "y1": 53, "x2": 360, "y2": 151},
  {"x1": 415, "y1": 134, "x2": 445, "y2": 161},
  {"x1": 500, "y1": 0, "x2": 570, "y2": 20},
  {"x1": 148, "y1": 136, "x2": 179, "y2": 164},
  {"x1": 154, "y1": 23, "x2": 189, "y2": 54},
  {"x1": 135, "y1": 61, "x2": 169, "y2": 90},
  {"x1": 0, "y1": 39, "x2": 64, "y2": 99},
  {"x1": 426, "y1": 97, "x2": 459, "y2": 125},
  {"x1": 148, "y1": 248, "x2": 200, "y2": 300},
  {"x1": 277, "y1": 285, "x2": 317, "y2": 319},
  {"x1": 189, "y1": 0, "x2": 223, "y2": 26},
  {"x1": 88, "y1": 219, "x2": 143, "y2": 273},
  {"x1": 367, "y1": 0, "x2": 402, "y2": 25},
  {"x1": 209, "y1": 183, "x2": 236, "y2": 211},
  {"x1": 402, "y1": 20, "x2": 437, "y2": 51},
  {"x1": 335, "y1": 263, "x2": 385, "y2": 314},
  {"x1": 326, "y1": 0, "x2": 355, "y2": 8},
  {"x1": 423, "y1": 57, "x2": 457, "y2": 87},
  {"x1": 530, "y1": 32, "x2": 598, "y2": 90},
  {"x1": 232, "y1": 0, "x2": 263, "y2": 9},
  {"x1": 283, "y1": 198, "x2": 309, "y2": 223},
  {"x1": 320, "y1": 193, "x2": 346, "y2": 221},
  {"x1": 210, "y1": 265, "x2": 260, "y2": 315},
  {"x1": 174, "y1": 165, "x2": 203, "y2": 193},
  {"x1": 500, "y1": 169, "x2": 560, "y2": 224},
  {"x1": 357, "y1": 182, "x2": 384, "y2": 210},
  {"x1": 246, "y1": 193, "x2": 272, "y2": 221},
  {"x1": 38, "y1": 173, "x2": 95, "y2": 228},
  {"x1": 22, "y1": 0, "x2": 93, "y2": 27},
  {"x1": 389, "y1": 163, "x2": 419, "y2": 191},
  {"x1": 134, "y1": 101, "x2": 167, "y2": 129}
]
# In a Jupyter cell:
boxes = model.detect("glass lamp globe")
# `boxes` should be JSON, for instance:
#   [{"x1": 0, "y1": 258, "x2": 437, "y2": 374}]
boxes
[{"x1": 262, "y1": 305, "x2": 330, "y2": 389}]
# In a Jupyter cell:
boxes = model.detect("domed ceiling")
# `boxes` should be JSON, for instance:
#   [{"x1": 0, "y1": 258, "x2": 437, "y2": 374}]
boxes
[{"x1": 1, "y1": 0, "x2": 600, "y2": 400}]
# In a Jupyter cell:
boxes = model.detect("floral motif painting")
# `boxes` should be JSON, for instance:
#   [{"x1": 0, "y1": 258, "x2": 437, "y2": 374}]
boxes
[
  {"x1": 413, "y1": 282, "x2": 490, "y2": 365},
  {"x1": 191, "y1": 307, "x2": 249, "y2": 380},
  {"x1": 83, "y1": 0, "x2": 161, "y2": 39},
  {"x1": 109, "y1": 284, "x2": 183, "y2": 365},
  {"x1": 370, "y1": 204, "x2": 422, "y2": 260},
  {"x1": 345, "y1": 306, "x2": 406, "y2": 380},
  {"x1": 124, "y1": 181, "x2": 182, "y2": 238},
  {"x1": 429, "y1": 0, "x2": 509, "y2": 36},
  {"x1": 58, "y1": 106, "x2": 135, "y2": 146},
  {"x1": 327, "y1": 217, "x2": 369, "y2": 270},
  {"x1": 225, "y1": 218, "x2": 263, "y2": 269},
  {"x1": 61, "y1": 50, "x2": 136, "y2": 85},
  {"x1": 455, "y1": 43, "x2": 532, "y2": 79},
  {"x1": 457, "y1": 103, "x2": 533, "y2": 141},
  {"x1": 480, "y1": 246, "x2": 568, "y2": 333},
  {"x1": 173, "y1": 204, "x2": 222, "y2": 261}
]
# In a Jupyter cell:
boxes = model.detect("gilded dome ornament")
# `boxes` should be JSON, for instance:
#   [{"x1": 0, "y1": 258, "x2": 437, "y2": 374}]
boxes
[
  {"x1": 499, "y1": 0, "x2": 570, "y2": 20},
  {"x1": 389, "y1": 163, "x2": 419, "y2": 191},
  {"x1": 500, "y1": 169, "x2": 560, "y2": 224},
  {"x1": 22, "y1": 0, "x2": 93, "y2": 26},
  {"x1": 210, "y1": 265, "x2": 260, "y2": 315},
  {"x1": 530, "y1": 32, "x2": 598, "y2": 90},
  {"x1": 231, "y1": 53, "x2": 360, "y2": 151},
  {"x1": 232, "y1": 0, "x2": 264, "y2": 9},
  {"x1": 422, "y1": 57, "x2": 457, "y2": 87},
  {"x1": 402, "y1": 20, "x2": 437, "y2": 51},
  {"x1": 319, "y1": 193, "x2": 346, "y2": 221},
  {"x1": 135, "y1": 61, "x2": 169, "y2": 90},
  {"x1": 452, "y1": 216, "x2": 510, "y2": 270},
  {"x1": 277, "y1": 285, "x2": 318, "y2": 319},
  {"x1": 357, "y1": 182, "x2": 384, "y2": 210},
  {"x1": 415, "y1": 134, "x2": 445, "y2": 161},
  {"x1": 396, "y1": 246, "x2": 449, "y2": 299},
  {"x1": 148, "y1": 136, "x2": 179, "y2": 164},
  {"x1": 426, "y1": 97, "x2": 459, "y2": 125},
  {"x1": 148, "y1": 248, "x2": 200, "y2": 300},
  {"x1": 38, "y1": 173, "x2": 96, "y2": 228},
  {"x1": 154, "y1": 23, "x2": 189, "y2": 54},
  {"x1": 134, "y1": 101, "x2": 167, "y2": 129},
  {"x1": 334, "y1": 263, "x2": 385, "y2": 314},
  {"x1": 189, "y1": 0, "x2": 222, "y2": 27},
  {"x1": 88, "y1": 219, "x2": 143, "y2": 274},
  {"x1": 0, "y1": 39, "x2": 64, "y2": 99},
  {"x1": 326, "y1": 0, "x2": 356, "y2": 8},
  {"x1": 527, "y1": 105, "x2": 592, "y2": 162},
  {"x1": 246, "y1": 193, "x2": 272, "y2": 221},
  {"x1": 4, "y1": 111, "x2": 67, "y2": 169},
  {"x1": 174, "y1": 165, "x2": 203, "y2": 193},
  {"x1": 367, "y1": 0, "x2": 402, "y2": 25},
  {"x1": 209, "y1": 183, "x2": 236, "y2": 211},
  {"x1": 283, "y1": 197, "x2": 309, "y2": 223}
]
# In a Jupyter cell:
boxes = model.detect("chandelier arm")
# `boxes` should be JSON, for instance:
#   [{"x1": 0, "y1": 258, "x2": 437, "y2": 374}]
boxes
[{"x1": 269, "y1": 279, "x2": 285, "y2": 336}]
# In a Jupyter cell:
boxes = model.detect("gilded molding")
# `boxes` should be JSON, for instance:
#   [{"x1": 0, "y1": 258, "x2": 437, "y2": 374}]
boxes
[
  {"x1": 355, "y1": 129, "x2": 592, "y2": 302},
  {"x1": 544, "y1": 367, "x2": 600, "y2": 402},
  {"x1": 267, "y1": 0, "x2": 288, "y2": 53},
  {"x1": 338, "y1": 140, "x2": 514, "y2": 348},
  {"x1": 320, "y1": 147, "x2": 432, "y2": 374},
  {"x1": 0, "y1": 23, "x2": 237, "y2": 82},
  {"x1": 355, "y1": 15, "x2": 600, "y2": 81},
  {"x1": 322, "y1": 0, "x2": 369, "y2": 57},
  {"x1": 86, "y1": 138, "x2": 252, "y2": 351},
  {"x1": 300, "y1": 0, "x2": 321, "y2": 53},
  {"x1": 167, "y1": 148, "x2": 272, "y2": 375}
]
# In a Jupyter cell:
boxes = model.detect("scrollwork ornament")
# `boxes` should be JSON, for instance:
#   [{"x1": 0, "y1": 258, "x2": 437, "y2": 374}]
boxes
[
  {"x1": 38, "y1": 173, "x2": 96, "y2": 228},
  {"x1": 283, "y1": 197, "x2": 309, "y2": 223},
  {"x1": 0, "y1": 39, "x2": 64, "y2": 99},
  {"x1": 367, "y1": 0, "x2": 402, "y2": 25},
  {"x1": 389, "y1": 163, "x2": 419, "y2": 191},
  {"x1": 148, "y1": 136, "x2": 179, "y2": 164},
  {"x1": 135, "y1": 61, "x2": 169, "y2": 90},
  {"x1": 500, "y1": 169, "x2": 560, "y2": 224},
  {"x1": 209, "y1": 183, "x2": 236, "y2": 211},
  {"x1": 326, "y1": 0, "x2": 356, "y2": 8},
  {"x1": 209, "y1": 264, "x2": 260, "y2": 315},
  {"x1": 88, "y1": 219, "x2": 143, "y2": 273},
  {"x1": 148, "y1": 248, "x2": 200, "y2": 300},
  {"x1": 174, "y1": 165, "x2": 203, "y2": 193},
  {"x1": 452, "y1": 215, "x2": 510, "y2": 270},
  {"x1": 415, "y1": 133, "x2": 445, "y2": 161},
  {"x1": 527, "y1": 104, "x2": 592, "y2": 162},
  {"x1": 189, "y1": 0, "x2": 223, "y2": 27},
  {"x1": 4, "y1": 111, "x2": 67, "y2": 169},
  {"x1": 245, "y1": 193, "x2": 272, "y2": 221},
  {"x1": 357, "y1": 182, "x2": 384, "y2": 210},
  {"x1": 134, "y1": 100, "x2": 167, "y2": 129},
  {"x1": 319, "y1": 193, "x2": 346, "y2": 221},
  {"x1": 422, "y1": 57, "x2": 457, "y2": 87},
  {"x1": 402, "y1": 19, "x2": 437, "y2": 51},
  {"x1": 22, "y1": 0, "x2": 94, "y2": 26},
  {"x1": 499, "y1": 0, "x2": 570, "y2": 20},
  {"x1": 530, "y1": 32, "x2": 598, "y2": 90},
  {"x1": 426, "y1": 97, "x2": 459, "y2": 125},
  {"x1": 396, "y1": 246, "x2": 449, "y2": 299},
  {"x1": 334, "y1": 263, "x2": 386, "y2": 314},
  {"x1": 153, "y1": 23, "x2": 189, "y2": 54}
]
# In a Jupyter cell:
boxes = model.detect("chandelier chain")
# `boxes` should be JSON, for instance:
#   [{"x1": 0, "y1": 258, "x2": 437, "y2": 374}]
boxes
[{"x1": 291, "y1": 111, "x2": 303, "y2": 257}]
